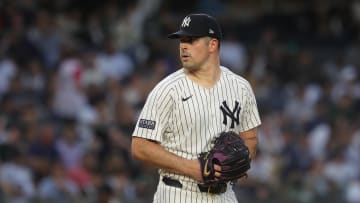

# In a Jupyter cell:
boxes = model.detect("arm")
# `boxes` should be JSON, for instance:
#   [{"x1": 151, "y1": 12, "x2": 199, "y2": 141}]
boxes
[
  {"x1": 239, "y1": 127, "x2": 259, "y2": 159},
  {"x1": 131, "y1": 136, "x2": 203, "y2": 182}
]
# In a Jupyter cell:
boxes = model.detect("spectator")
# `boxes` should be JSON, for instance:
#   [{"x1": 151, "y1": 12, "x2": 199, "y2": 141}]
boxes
[
  {"x1": 323, "y1": 148, "x2": 358, "y2": 188},
  {"x1": 27, "y1": 122, "x2": 59, "y2": 184},
  {"x1": 37, "y1": 161, "x2": 80, "y2": 203},
  {"x1": 56, "y1": 121, "x2": 86, "y2": 169},
  {"x1": 346, "y1": 176, "x2": 360, "y2": 203},
  {"x1": 0, "y1": 147, "x2": 35, "y2": 203},
  {"x1": 0, "y1": 57, "x2": 17, "y2": 96},
  {"x1": 96, "y1": 39, "x2": 135, "y2": 82},
  {"x1": 27, "y1": 10, "x2": 64, "y2": 69},
  {"x1": 51, "y1": 46, "x2": 88, "y2": 119},
  {"x1": 68, "y1": 152, "x2": 98, "y2": 195}
]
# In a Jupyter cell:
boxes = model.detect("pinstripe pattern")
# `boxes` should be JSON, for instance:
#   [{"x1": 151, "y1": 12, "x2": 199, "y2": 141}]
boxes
[
  {"x1": 153, "y1": 180, "x2": 238, "y2": 203},
  {"x1": 133, "y1": 66, "x2": 261, "y2": 203}
]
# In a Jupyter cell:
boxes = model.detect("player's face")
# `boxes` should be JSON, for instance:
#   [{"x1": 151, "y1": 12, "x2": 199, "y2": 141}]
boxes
[{"x1": 179, "y1": 36, "x2": 211, "y2": 71}]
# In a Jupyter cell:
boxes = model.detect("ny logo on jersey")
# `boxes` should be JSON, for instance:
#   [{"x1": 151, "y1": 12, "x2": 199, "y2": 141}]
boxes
[
  {"x1": 181, "y1": 16, "x2": 191, "y2": 27},
  {"x1": 220, "y1": 101, "x2": 241, "y2": 128}
]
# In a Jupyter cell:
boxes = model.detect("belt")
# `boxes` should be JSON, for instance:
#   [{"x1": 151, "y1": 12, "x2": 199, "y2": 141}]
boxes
[
  {"x1": 162, "y1": 176, "x2": 227, "y2": 194},
  {"x1": 162, "y1": 176, "x2": 183, "y2": 188}
]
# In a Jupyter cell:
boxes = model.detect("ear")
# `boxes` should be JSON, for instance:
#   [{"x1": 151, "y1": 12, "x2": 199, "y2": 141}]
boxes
[{"x1": 208, "y1": 38, "x2": 218, "y2": 52}]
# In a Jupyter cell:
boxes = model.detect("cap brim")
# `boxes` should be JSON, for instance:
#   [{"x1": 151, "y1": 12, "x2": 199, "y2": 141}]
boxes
[{"x1": 167, "y1": 30, "x2": 202, "y2": 39}]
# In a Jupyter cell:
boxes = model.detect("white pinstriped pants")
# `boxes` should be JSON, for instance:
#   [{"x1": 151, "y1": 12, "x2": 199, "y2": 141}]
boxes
[{"x1": 153, "y1": 177, "x2": 238, "y2": 203}]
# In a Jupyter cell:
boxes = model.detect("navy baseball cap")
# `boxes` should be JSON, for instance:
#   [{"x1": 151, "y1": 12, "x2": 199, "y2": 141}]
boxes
[{"x1": 168, "y1": 13, "x2": 222, "y2": 40}]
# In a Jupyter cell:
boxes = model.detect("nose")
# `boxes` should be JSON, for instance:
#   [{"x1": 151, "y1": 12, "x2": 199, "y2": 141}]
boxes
[{"x1": 180, "y1": 43, "x2": 188, "y2": 52}]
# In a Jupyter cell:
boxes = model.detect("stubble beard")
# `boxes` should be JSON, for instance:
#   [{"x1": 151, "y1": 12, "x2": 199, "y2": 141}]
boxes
[
  {"x1": 181, "y1": 57, "x2": 200, "y2": 72},
  {"x1": 183, "y1": 62, "x2": 202, "y2": 73},
  {"x1": 183, "y1": 63, "x2": 196, "y2": 72}
]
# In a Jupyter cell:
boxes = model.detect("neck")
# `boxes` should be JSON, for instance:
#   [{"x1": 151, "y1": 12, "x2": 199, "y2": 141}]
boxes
[{"x1": 185, "y1": 62, "x2": 221, "y2": 89}]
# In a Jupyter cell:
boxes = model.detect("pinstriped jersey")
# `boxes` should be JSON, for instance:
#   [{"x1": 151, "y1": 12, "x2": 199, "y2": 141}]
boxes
[{"x1": 132, "y1": 66, "x2": 261, "y2": 201}]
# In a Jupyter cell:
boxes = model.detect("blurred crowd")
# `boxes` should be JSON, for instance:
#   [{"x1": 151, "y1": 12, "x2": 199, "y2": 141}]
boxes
[{"x1": 0, "y1": 0, "x2": 360, "y2": 203}]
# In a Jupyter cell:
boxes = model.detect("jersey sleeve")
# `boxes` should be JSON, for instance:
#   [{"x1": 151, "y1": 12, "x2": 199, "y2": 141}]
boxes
[
  {"x1": 132, "y1": 84, "x2": 173, "y2": 142},
  {"x1": 239, "y1": 83, "x2": 261, "y2": 132}
]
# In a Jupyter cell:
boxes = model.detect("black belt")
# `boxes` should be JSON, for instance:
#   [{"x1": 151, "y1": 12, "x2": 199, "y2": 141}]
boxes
[
  {"x1": 162, "y1": 176, "x2": 227, "y2": 194},
  {"x1": 162, "y1": 176, "x2": 183, "y2": 188}
]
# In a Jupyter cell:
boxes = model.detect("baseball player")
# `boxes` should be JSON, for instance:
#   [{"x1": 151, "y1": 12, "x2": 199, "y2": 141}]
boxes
[{"x1": 131, "y1": 13, "x2": 261, "y2": 203}]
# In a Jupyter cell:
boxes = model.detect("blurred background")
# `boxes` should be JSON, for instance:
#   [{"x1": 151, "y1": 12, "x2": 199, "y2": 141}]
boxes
[{"x1": 0, "y1": 0, "x2": 360, "y2": 202}]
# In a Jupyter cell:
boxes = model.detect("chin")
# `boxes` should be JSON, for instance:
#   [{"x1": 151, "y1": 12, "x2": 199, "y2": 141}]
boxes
[
  {"x1": 183, "y1": 64, "x2": 194, "y2": 70},
  {"x1": 183, "y1": 65, "x2": 196, "y2": 72}
]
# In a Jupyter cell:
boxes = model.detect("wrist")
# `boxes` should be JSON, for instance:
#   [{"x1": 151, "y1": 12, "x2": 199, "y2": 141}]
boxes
[{"x1": 183, "y1": 159, "x2": 202, "y2": 182}]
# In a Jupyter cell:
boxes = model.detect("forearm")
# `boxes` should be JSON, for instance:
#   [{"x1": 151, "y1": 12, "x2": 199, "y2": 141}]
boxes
[
  {"x1": 131, "y1": 137, "x2": 201, "y2": 181},
  {"x1": 243, "y1": 136, "x2": 258, "y2": 159},
  {"x1": 239, "y1": 128, "x2": 259, "y2": 159}
]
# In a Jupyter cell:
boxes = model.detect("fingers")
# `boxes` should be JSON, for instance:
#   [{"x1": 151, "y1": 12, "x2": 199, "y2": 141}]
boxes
[
  {"x1": 214, "y1": 164, "x2": 221, "y2": 172},
  {"x1": 214, "y1": 164, "x2": 221, "y2": 179}
]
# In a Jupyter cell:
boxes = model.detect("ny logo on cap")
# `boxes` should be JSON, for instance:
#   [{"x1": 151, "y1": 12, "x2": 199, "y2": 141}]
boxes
[{"x1": 181, "y1": 16, "x2": 191, "y2": 27}]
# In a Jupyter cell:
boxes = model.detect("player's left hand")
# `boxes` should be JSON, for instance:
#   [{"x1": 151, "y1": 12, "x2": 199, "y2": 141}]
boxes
[{"x1": 198, "y1": 131, "x2": 251, "y2": 184}]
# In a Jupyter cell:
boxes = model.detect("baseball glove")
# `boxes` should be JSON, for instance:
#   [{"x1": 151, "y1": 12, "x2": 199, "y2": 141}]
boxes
[{"x1": 198, "y1": 131, "x2": 251, "y2": 185}]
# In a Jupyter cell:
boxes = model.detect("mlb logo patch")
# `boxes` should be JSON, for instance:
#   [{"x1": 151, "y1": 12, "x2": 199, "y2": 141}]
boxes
[{"x1": 138, "y1": 119, "x2": 156, "y2": 130}]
